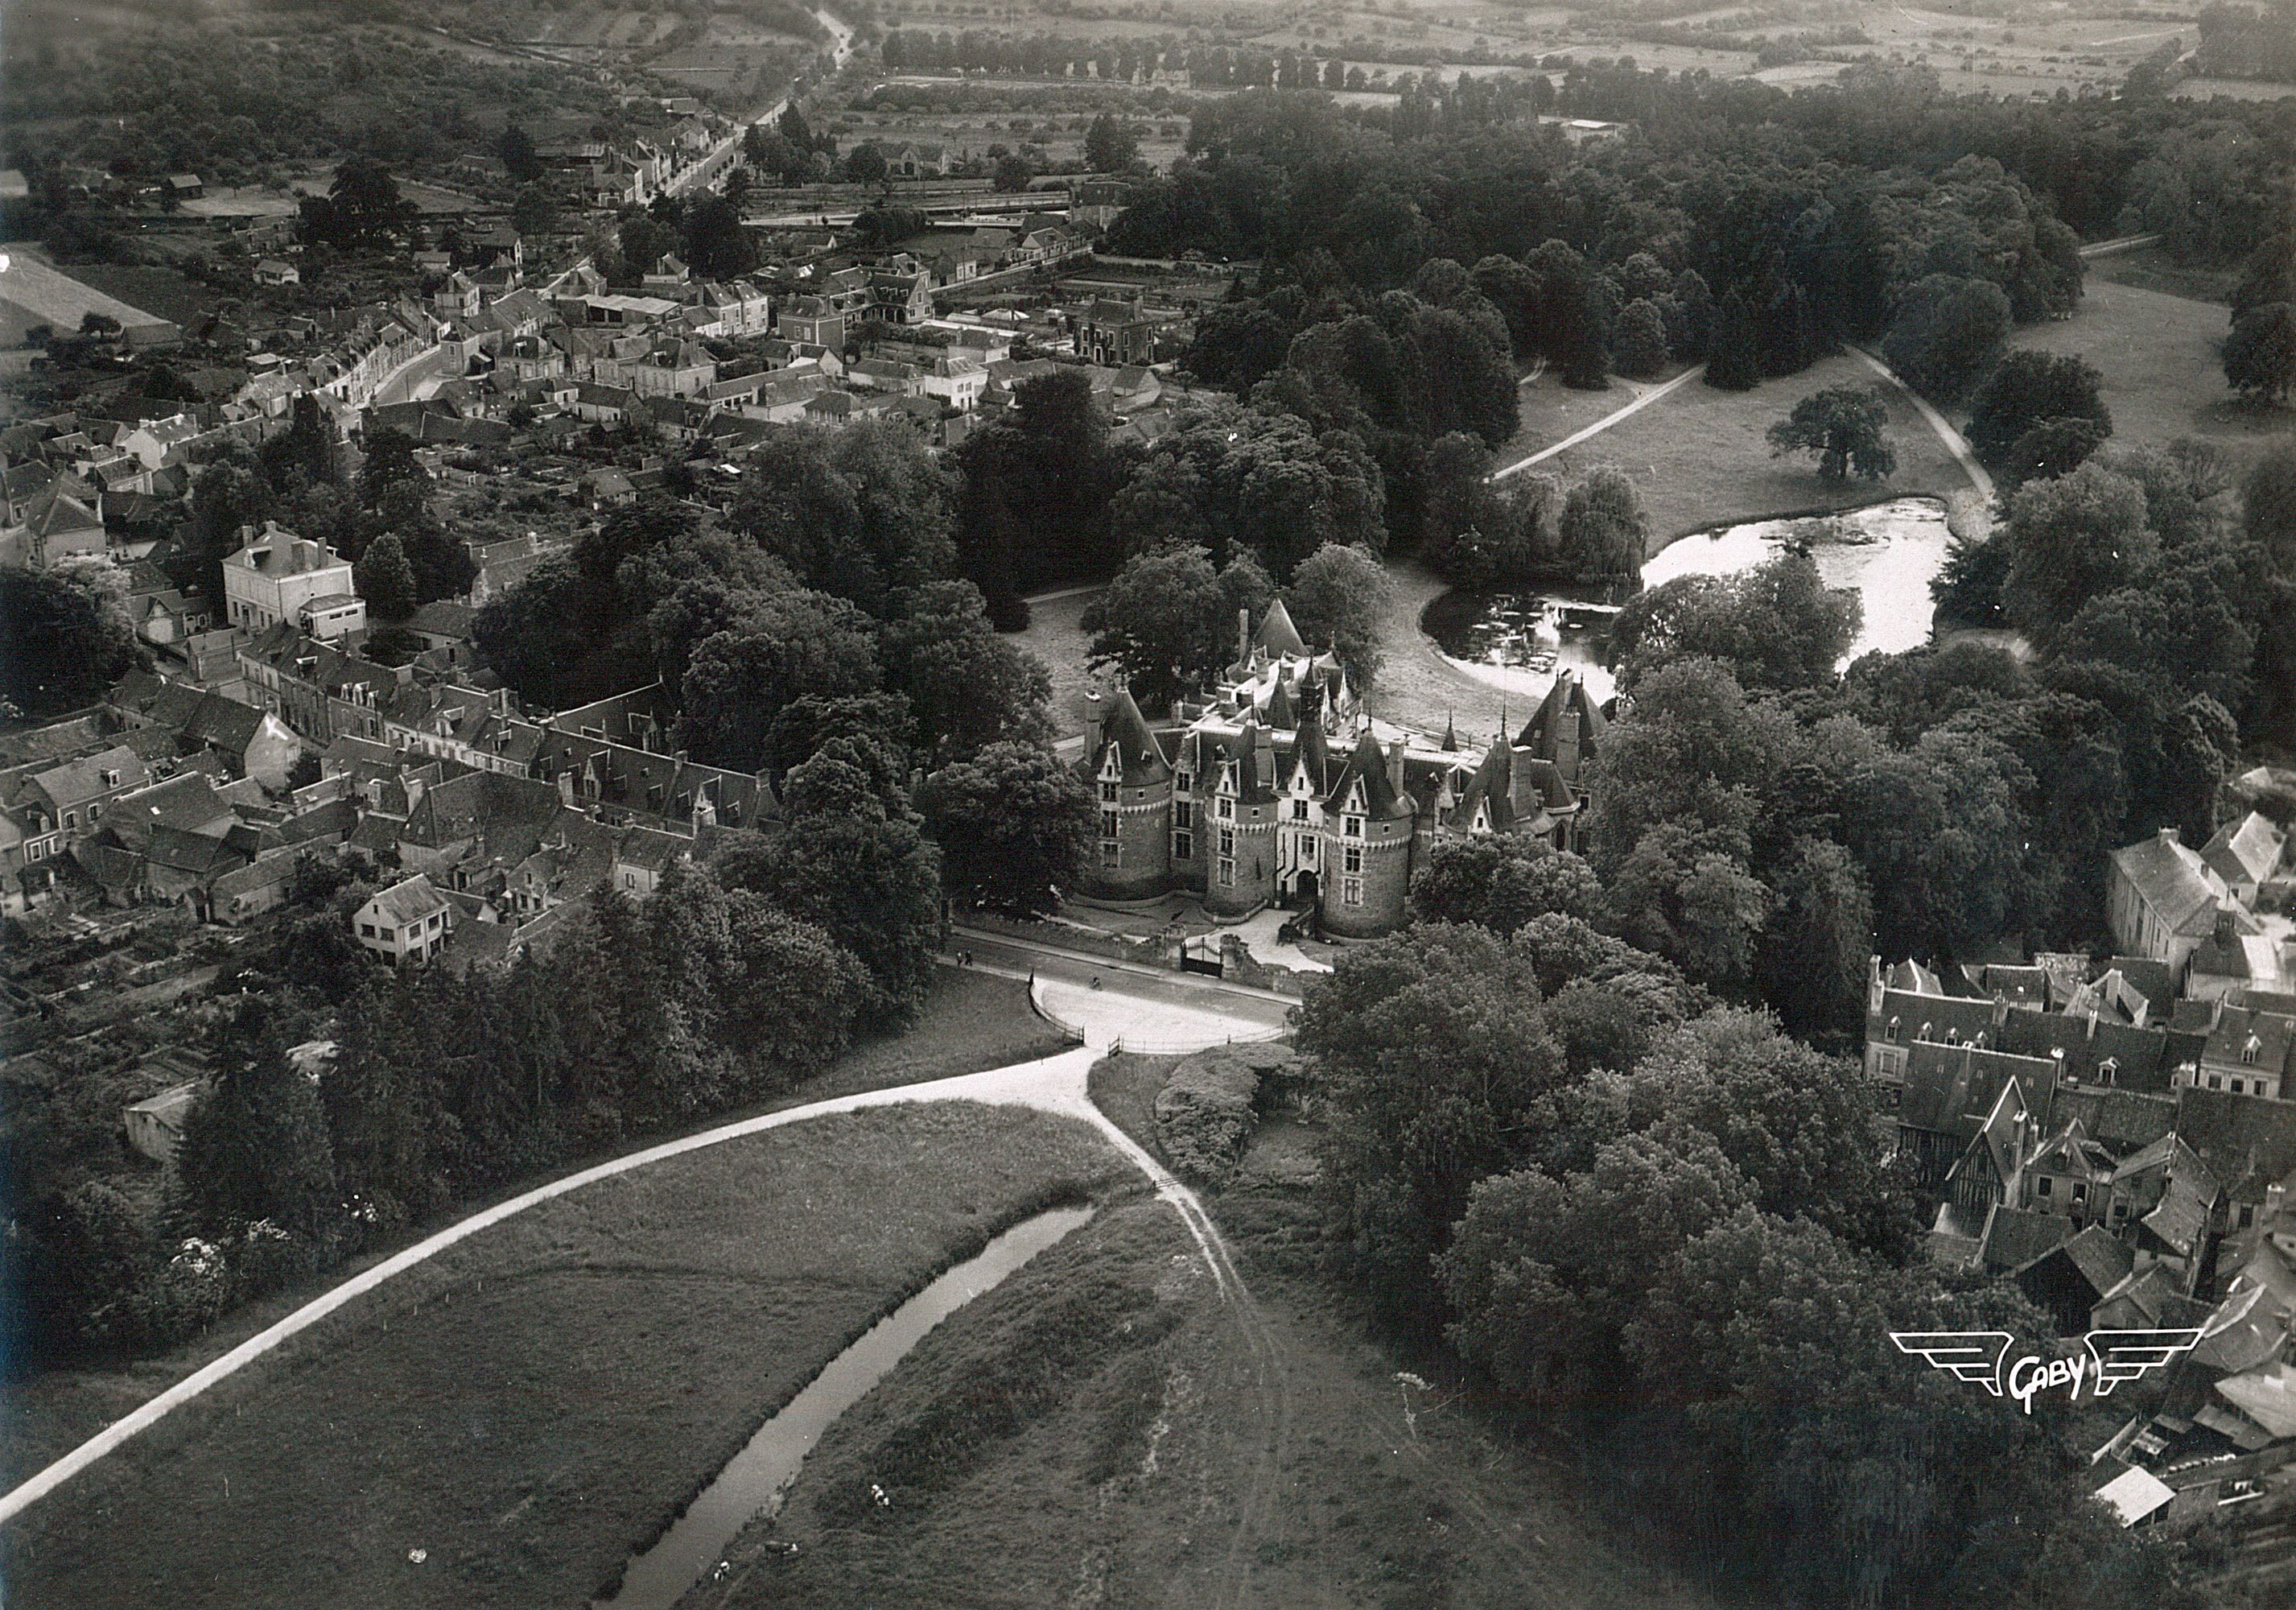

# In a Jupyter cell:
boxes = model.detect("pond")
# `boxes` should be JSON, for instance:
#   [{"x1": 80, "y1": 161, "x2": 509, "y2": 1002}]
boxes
[
  {"x1": 1422, "y1": 497, "x2": 1957, "y2": 704},
  {"x1": 598, "y1": 1203, "x2": 1096, "y2": 1610}
]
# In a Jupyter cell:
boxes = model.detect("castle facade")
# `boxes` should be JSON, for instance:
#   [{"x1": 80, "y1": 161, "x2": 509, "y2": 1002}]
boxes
[{"x1": 1077, "y1": 600, "x2": 1606, "y2": 937}]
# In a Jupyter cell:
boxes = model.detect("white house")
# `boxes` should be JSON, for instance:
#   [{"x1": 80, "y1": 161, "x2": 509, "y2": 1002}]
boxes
[
  {"x1": 353, "y1": 873, "x2": 451, "y2": 966},
  {"x1": 222, "y1": 521, "x2": 366, "y2": 641}
]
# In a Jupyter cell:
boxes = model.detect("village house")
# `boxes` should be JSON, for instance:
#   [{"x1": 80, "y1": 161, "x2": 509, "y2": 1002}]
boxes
[
  {"x1": 221, "y1": 522, "x2": 365, "y2": 641},
  {"x1": 353, "y1": 873, "x2": 451, "y2": 966}
]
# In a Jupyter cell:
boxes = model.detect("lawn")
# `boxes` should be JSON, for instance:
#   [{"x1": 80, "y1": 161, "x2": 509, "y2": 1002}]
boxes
[
  {"x1": 695, "y1": 1062, "x2": 1725, "y2": 1609},
  {"x1": 1995, "y1": 278, "x2": 2290, "y2": 476},
  {"x1": 0, "y1": 1102, "x2": 1134, "y2": 1609},
  {"x1": 1490, "y1": 365, "x2": 1692, "y2": 473},
  {"x1": 1009, "y1": 584, "x2": 1103, "y2": 741},
  {"x1": 1534, "y1": 349, "x2": 1973, "y2": 549},
  {"x1": 0, "y1": 968, "x2": 1064, "y2": 1492},
  {"x1": 2084, "y1": 246, "x2": 2239, "y2": 306}
]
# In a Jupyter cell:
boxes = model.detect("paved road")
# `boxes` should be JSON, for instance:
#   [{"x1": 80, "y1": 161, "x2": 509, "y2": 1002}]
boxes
[
  {"x1": 1489, "y1": 365, "x2": 1703, "y2": 481},
  {"x1": 664, "y1": 7, "x2": 854, "y2": 200},
  {"x1": 0, "y1": 936, "x2": 1289, "y2": 1529},
  {"x1": 952, "y1": 926, "x2": 1296, "y2": 1052}
]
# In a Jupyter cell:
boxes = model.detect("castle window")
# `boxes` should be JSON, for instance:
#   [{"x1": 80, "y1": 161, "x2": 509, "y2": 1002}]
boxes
[
  {"x1": 1218, "y1": 858, "x2": 1235, "y2": 887},
  {"x1": 1291, "y1": 799, "x2": 1309, "y2": 820},
  {"x1": 1176, "y1": 770, "x2": 1192, "y2": 793},
  {"x1": 1218, "y1": 828, "x2": 1235, "y2": 858},
  {"x1": 1217, "y1": 797, "x2": 1233, "y2": 821},
  {"x1": 1100, "y1": 782, "x2": 1118, "y2": 803},
  {"x1": 1100, "y1": 809, "x2": 1118, "y2": 838},
  {"x1": 1102, "y1": 841, "x2": 1120, "y2": 865},
  {"x1": 1344, "y1": 845, "x2": 1362, "y2": 874},
  {"x1": 1344, "y1": 815, "x2": 1362, "y2": 837},
  {"x1": 1174, "y1": 800, "x2": 1194, "y2": 829},
  {"x1": 1299, "y1": 835, "x2": 1317, "y2": 864},
  {"x1": 1173, "y1": 831, "x2": 1193, "y2": 860},
  {"x1": 2037, "y1": 1176, "x2": 2051, "y2": 1198},
  {"x1": 1342, "y1": 877, "x2": 1362, "y2": 907}
]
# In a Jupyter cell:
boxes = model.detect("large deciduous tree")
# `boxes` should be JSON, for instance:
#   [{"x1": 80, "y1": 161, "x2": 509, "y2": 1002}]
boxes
[
  {"x1": 1082, "y1": 542, "x2": 1271, "y2": 708},
  {"x1": 918, "y1": 741, "x2": 1095, "y2": 916},
  {"x1": 1281, "y1": 542, "x2": 1393, "y2": 687},
  {"x1": 1766, "y1": 385, "x2": 1897, "y2": 483}
]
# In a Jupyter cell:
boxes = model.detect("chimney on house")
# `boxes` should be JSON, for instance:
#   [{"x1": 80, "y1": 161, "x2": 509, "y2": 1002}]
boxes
[
  {"x1": 2269, "y1": 1182, "x2": 2287, "y2": 1219},
  {"x1": 1083, "y1": 690, "x2": 1106, "y2": 760},
  {"x1": 1237, "y1": 606, "x2": 1251, "y2": 670},
  {"x1": 2215, "y1": 905, "x2": 2239, "y2": 947},
  {"x1": 2158, "y1": 826, "x2": 2180, "y2": 845},
  {"x1": 1386, "y1": 737, "x2": 1405, "y2": 799},
  {"x1": 1254, "y1": 720, "x2": 1275, "y2": 791}
]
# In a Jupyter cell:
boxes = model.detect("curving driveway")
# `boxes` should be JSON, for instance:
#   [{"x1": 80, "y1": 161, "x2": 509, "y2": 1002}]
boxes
[{"x1": 0, "y1": 970, "x2": 1286, "y2": 1536}]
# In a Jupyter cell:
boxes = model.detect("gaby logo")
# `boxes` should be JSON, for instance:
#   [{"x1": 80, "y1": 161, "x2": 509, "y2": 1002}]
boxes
[{"x1": 1889, "y1": 1329, "x2": 2207, "y2": 1414}]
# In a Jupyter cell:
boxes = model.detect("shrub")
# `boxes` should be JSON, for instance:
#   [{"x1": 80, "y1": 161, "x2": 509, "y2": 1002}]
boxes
[{"x1": 1152, "y1": 1045, "x2": 1267, "y2": 1186}]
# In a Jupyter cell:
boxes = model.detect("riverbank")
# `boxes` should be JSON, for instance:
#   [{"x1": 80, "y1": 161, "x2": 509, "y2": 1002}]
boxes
[
  {"x1": 695, "y1": 1059, "x2": 1724, "y2": 1610},
  {"x1": 0, "y1": 1103, "x2": 1132, "y2": 1609}
]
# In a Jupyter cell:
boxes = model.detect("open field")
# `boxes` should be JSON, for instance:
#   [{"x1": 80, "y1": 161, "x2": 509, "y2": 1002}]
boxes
[
  {"x1": 0, "y1": 968, "x2": 1062, "y2": 1490},
  {"x1": 2084, "y1": 245, "x2": 2240, "y2": 305},
  {"x1": 700, "y1": 1060, "x2": 1725, "y2": 1610},
  {"x1": 2000, "y1": 278, "x2": 2290, "y2": 474},
  {"x1": 1011, "y1": 583, "x2": 1104, "y2": 741},
  {"x1": 0, "y1": 1102, "x2": 1133, "y2": 1609},
  {"x1": 1535, "y1": 349, "x2": 1973, "y2": 548}
]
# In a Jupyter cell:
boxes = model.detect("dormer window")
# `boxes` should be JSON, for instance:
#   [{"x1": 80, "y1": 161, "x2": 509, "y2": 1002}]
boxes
[
  {"x1": 2244, "y1": 1035, "x2": 2263, "y2": 1066},
  {"x1": 1886, "y1": 1016, "x2": 1901, "y2": 1042},
  {"x1": 1944, "y1": 1026, "x2": 1959, "y2": 1046},
  {"x1": 1919, "y1": 1022, "x2": 1932, "y2": 1042}
]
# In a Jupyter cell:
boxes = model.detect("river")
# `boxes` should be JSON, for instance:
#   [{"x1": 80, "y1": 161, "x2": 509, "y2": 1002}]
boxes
[
  {"x1": 1421, "y1": 496, "x2": 1956, "y2": 704},
  {"x1": 598, "y1": 1203, "x2": 1094, "y2": 1610}
]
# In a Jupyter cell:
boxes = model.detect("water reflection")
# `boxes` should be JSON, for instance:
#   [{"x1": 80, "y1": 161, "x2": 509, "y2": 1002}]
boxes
[{"x1": 1424, "y1": 497, "x2": 1955, "y2": 704}]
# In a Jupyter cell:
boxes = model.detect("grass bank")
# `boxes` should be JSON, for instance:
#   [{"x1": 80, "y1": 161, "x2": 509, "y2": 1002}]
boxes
[
  {"x1": 1, "y1": 1101, "x2": 1132, "y2": 1609},
  {"x1": 2000, "y1": 278, "x2": 2288, "y2": 473},
  {"x1": 698, "y1": 1057, "x2": 1721, "y2": 1609}
]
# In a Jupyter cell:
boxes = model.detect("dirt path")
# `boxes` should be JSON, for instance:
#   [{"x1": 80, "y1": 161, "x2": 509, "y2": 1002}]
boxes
[{"x1": 1490, "y1": 365, "x2": 1704, "y2": 481}]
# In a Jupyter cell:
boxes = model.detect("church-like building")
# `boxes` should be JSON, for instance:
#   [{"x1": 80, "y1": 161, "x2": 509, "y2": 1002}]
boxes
[{"x1": 1077, "y1": 599, "x2": 1606, "y2": 937}]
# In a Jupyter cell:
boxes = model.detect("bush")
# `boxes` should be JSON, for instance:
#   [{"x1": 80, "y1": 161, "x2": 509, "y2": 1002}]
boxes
[{"x1": 1150, "y1": 1044, "x2": 1292, "y2": 1186}]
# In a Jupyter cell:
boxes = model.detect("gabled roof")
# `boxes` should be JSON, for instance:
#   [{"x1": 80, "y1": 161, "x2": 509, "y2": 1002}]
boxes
[
  {"x1": 2174, "y1": 1087, "x2": 2296, "y2": 1203},
  {"x1": 1515, "y1": 670, "x2": 1607, "y2": 762},
  {"x1": 2203, "y1": 811, "x2": 2286, "y2": 886},
  {"x1": 365, "y1": 873, "x2": 448, "y2": 928},
  {"x1": 2110, "y1": 830, "x2": 2228, "y2": 935},
  {"x1": 1979, "y1": 1205, "x2": 2070, "y2": 1274}
]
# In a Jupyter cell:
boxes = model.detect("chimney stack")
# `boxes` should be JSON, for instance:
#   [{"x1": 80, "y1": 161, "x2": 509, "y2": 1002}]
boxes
[
  {"x1": 2159, "y1": 826, "x2": 2180, "y2": 845},
  {"x1": 2216, "y1": 904, "x2": 2238, "y2": 946},
  {"x1": 1387, "y1": 737, "x2": 1405, "y2": 799},
  {"x1": 1238, "y1": 606, "x2": 1251, "y2": 670}
]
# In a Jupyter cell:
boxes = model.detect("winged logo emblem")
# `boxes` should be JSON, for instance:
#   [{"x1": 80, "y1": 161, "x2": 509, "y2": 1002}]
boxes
[
  {"x1": 1889, "y1": 1331, "x2": 2015, "y2": 1396},
  {"x1": 1890, "y1": 1327, "x2": 2207, "y2": 1412}
]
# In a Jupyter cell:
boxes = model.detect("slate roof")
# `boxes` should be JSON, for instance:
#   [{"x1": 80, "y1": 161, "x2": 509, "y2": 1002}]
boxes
[
  {"x1": 2202, "y1": 811, "x2": 2286, "y2": 886},
  {"x1": 1255, "y1": 597, "x2": 1308, "y2": 658},
  {"x1": 2111, "y1": 831, "x2": 2228, "y2": 935},
  {"x1": 1329, "y1": 728, "x2": 1412, "y2": 822},
  {"x1": 2173, "y1": 1087, "x2": 2296, "y2": 1204},
  {"x1": 367, "y1": 873, "x2": 448, "y2": 928},
  {"x1": 1980, "y1": 1205, "x2": 2071, "y2": 1274},
  {"x1": 1090, "y1": 685, "x2": 1169, "y2": 787}
]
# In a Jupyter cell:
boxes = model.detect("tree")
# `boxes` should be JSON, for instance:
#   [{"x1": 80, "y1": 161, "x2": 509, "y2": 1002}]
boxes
[
  {"x1": 1879, "y1": 275, "x2": 2011, "y2": 402},
  {"x1": 1766, "y1": 385, "x2": 1896, "y2": 483},
  {"x1": 878, "y1": 581, "x2": 1054, "y2": 762},
  {"x1": 1292, "y1": 923, "x2": 1569, "y2": 1330},
  {"x1": 1999, "y1": 414, "x2": 2111, "y2": 488},
  {"x1": 352, "y1": 532, "x2": 417, "y2": 621},
  {"x1": 1931, "y1": 528, "x2": 2013, "y2": 625},
  {"x1": 674, "y1": 589, "x2": 881, "y2": 768},
  {"x1": 1439, "y1": 1131, "x2": 1754, "y2": 1404},
  {"x1": 2245, "y1": 445, "x2": 2296, "y2": 580},
  {"x1": 918, "y1": 741, "x2": 1095, "y2": 916},
  {"x1": 1082, "y1": 543, "x2": 1270, "y2": 708},
  {"x1": 1282, "y1": 543, "x2": 1392, "y2": 687},
  {"x1": 356, "y1": 425, "x2": 424, "y2": 510},
  {"x1": 1611, "y1": 298, "x2": 1670, "y2": 379},
  {"x1": 324, "y1": 155, "x2": 415, "y2": 247},
  {"x1": 993, "y1": 153, "x2": 1035, "y2": 192},
  {"x1": 178, "y1": 1005, "x2": 339, "y2": 1237},
  {"x1": 731, "y1": 419, "x2": 954, "y2": 615},
  {"x1": 2226, "y1": 301, "x2": 2296, "y2": 406},
  {"x1": 1409, "y1": 836, "x2": 1601, "y2": 935},
  {"x1": 499, "y1": 123, "x2": 543, "y2": 184},
  {"x1": 1762, "y1": 836, "x2": 1876, "y2": 1044},
  {"x1": 1555, "y1": 465, "x2": 1647, "y2": 580},
  {"x1": 681, "y1": 192, "x2": 756, "y2": 281},
  {"x1": 1602, "y1": 820, "x2": 1773, "y2": 994},
  {"x1": 1966, "y1": 350, "x2": 2111, "y2": 469},
  {"x1": 843, "y1": 142, "x2": 888, "y2": 185},
  {"x1": 2000, "y1": 461, "x2": 2157, "y2": 639},
  {"x1": 0, "y1": 565, "x2": 138, "y2": 720},
  {"x1": 719, "y1": 773, "x2": 942, "y2": 1021},
  {"x1": 1083, "y1": 114, "x2": 1139, "y2": 173},
  {"x1": 1704, "y1": 288, "x2": 1761, "y2": 390}
]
